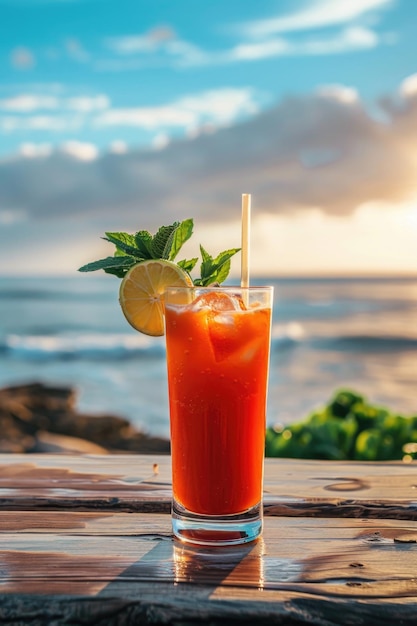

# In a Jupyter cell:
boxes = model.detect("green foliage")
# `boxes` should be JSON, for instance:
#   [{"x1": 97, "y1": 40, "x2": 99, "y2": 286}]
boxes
[
  {"x1": 151, "y1": 223, "x2": 182, "y2": 259},
  {"x1": 134, "y1": 230, "x2": 154, "y2": 259},
  {"x1": 77, "y1": 255, "x2": 137, "y2": 278},
  {"x1": 193, "y1": 245, "x2": 241, "y2": 286},
  {"x1": 78, "y1": 218, "x2": 240, "y2": 285},
  {"x1": 266, "y1": 389, "x2": 417, "y2": 461},
  {"x1": 104, "y1": 232, "x2": 143, "y2": 258},
  {"x1": 166, "y1": 219, "x2": 194, "y2": 261}
]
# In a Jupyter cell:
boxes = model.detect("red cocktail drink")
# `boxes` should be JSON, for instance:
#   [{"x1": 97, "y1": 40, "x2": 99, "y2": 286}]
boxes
[{"x1": 164, "y1": 286, "x2": 273, "y2": 545}]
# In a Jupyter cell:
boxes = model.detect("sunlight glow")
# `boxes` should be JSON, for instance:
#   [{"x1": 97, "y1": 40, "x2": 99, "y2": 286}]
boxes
[{"x1": 194, "y1": 199, "x2": 417, "y2": 278}]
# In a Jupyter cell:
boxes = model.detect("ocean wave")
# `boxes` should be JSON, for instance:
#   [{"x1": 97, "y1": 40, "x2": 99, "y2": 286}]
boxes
[
  {"x1": 1, "y1": 323, "x2": 304, "y2": 361},
  {"x1": 2, "y1": 328, "x2": 415, "y2": 362},
  {"x1": 312, "y1": 334, "x2": 417, "y2": 352},
  {"x1": 1, "y1": 333, "x2": 166, "y2": 360},
  {"x1": 271, "y1": 322, "x2": 305, "y2": 349}
]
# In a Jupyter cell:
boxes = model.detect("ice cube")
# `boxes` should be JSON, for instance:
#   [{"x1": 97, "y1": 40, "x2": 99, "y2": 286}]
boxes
[{"x1": 192, "y1": 292, "x2": 243, "y2": 312}]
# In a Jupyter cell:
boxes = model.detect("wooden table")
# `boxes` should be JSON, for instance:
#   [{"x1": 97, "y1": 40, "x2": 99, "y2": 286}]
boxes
[{"x1": 0, "y1": 454, "x2": 416, "y2": 625}]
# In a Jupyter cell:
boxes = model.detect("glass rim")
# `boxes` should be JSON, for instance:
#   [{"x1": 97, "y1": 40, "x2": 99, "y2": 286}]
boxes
[{"x1": 165, "y1": 285, "x2": 274, "y2": 292}]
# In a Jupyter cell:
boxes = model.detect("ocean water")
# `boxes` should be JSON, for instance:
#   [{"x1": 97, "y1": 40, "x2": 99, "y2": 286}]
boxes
[{"x1": 0, "y1": 275, "x2": 416, "y2": 437}]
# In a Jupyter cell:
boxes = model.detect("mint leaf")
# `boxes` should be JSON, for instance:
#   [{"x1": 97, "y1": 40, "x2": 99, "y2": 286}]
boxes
[
  {"x1": 104, "y1": 232, "x2": 142, "y2": 258},
  {"x1": 214, "y1": 259, "x2": 231, "y2": 284},
  {"x1": 151, "y1": 222, "x2": 179, "y2": 259},
  {"x1": 195, "y1": 246, "x2": 241, "y2": 286},
  {"x1": 78, "y1": 256, "x2": 136, "y2": 273},
  {"x1": 78, "y1": 219, "x2": 239, "y2": 284},
  {"x1": 178, "y1": 257, "x2": 198, "y2": 273},
  {"x1": 168, "y1": 218, "x2": 194, "y2": 260},
  {"x1": 103, "y1": 266, "x2": 131, "y2": 278},
  {"x1": 199, "y1": 245, "x2": 214, "y2": 282},
  {"x1": 213, "y1": 248, "x2": 241, "y2": 268},
  {"x1": 134, "y1": 231, "x2": 154, "y2": 259}
]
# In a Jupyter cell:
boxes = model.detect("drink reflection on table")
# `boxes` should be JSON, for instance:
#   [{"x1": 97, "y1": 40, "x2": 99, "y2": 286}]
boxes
[{"x1": 173, "y1": 539, "x2": 265, "y2": 590}]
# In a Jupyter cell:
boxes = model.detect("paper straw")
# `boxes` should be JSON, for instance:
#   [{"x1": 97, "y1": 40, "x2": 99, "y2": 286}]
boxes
[{"x1": 241, "y1": 193, "x2": 251, "y2": 289}]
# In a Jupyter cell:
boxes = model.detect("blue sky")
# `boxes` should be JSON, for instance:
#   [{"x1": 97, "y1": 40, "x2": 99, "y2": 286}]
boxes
[{"x1": 1, "y1": 0, "x2": 417, "y2": 275}]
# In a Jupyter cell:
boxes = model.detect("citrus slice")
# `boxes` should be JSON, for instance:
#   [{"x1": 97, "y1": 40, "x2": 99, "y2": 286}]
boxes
[{"x1": 119, "y1": 259, "x2": 193, "y2": 336}]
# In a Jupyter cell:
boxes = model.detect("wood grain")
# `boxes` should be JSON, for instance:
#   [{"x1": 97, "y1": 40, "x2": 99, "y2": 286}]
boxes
[
  {"x1": 1, "y1": 512, "x2": 417, "y2": 624},
  {"x1": 1, "y1": 455, "x2": 417, "y2": 624},
  {"x1": 1, "y1": 455, "x2": 416, "y2": 519}
]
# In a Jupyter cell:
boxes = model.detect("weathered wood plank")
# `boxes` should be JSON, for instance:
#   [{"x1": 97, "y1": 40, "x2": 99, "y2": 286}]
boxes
[
  {"x1": 0, "y1": 455, "x2": 416, "y2": 519},
  {"x1": 0, "y1": 514, "x2": 417, "y2": 624}
]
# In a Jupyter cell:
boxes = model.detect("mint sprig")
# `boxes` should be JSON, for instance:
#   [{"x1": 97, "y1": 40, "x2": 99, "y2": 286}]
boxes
[
  {"x1": 194, "y1": 246, "x2": 242, "y2": 286},
  {"x1": 78, "y1": 218, "x2": 240, "y2": 285}
]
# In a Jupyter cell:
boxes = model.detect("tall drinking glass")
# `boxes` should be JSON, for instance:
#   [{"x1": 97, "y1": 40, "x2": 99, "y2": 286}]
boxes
[{"x1": 164, "y1": 286, "x2": 273, "y2": 546}]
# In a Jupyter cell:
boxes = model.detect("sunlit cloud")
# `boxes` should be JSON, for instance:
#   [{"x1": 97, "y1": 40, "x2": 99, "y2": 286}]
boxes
[
  {"x1": 0, "y1": 73, "x2": 416, "y2": 276},
  {"x1": 0, "y1": 76, "x2": 416, "y2": 226},
  {"x1": 400, "y1": 73, "x2": 417, "y2": 97}
]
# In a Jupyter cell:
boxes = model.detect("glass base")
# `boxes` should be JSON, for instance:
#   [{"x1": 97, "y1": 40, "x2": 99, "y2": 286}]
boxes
[{"x1": 172, "y1": 500, "x2": 262, "y2": 546}]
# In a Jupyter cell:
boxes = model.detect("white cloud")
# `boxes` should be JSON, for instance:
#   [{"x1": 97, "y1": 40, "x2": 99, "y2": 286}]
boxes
[
  {"x1": 101, "y1": 19, "x2": 389, "y2": 72},
  {"x1": 239, "y1": 0, "x2": 394, "y2": 38},
  {"x1": 0, "y1": 95, "x2": 58, "y2": 112},
  {"x1": 152, "y1": 133, "x2": 170, "y2": 151},
  {"x1": 95, "y1": 106, "x2": 195, "y2": 130},
  {"x1": 106, "y1": 26, "x2": 176, "y2": 54},
  {"x1": 0, "y1": 91, "x2": 111, "y2": 137},
  {"x1": 0, "y1": 114, "x2": 82, "y2": 132},
  {"x1": 60, "y1": 140, "x2": 98, "y2": 161},
  {"x1": 98, "y1": 0, "x2": 394, "y2": 73},
  {"x1": 102, "y1": 28, "x2": 208, "y2": 70},
  {"x1": 2, "y1": 76, "x2": 417, "y2": 278},
  {"x1": 19, "y1": 143, "x2": 53, "y2": 158},
  {"x1": 0, "y1": 77, "x2": 416, "y2": 230},
  {"x1": 94, "y1": 88, "x2": 259, "y2": 130},
  {"x1": 227, "y1": 26, "x2": 379, "y2": 62},
  {"x1": 0, "y1": 88, "x2": 259, "y2": 139},
  {"x1": 109, "y1": 140, "x2": 128, "y2": 154},
  {"x1": 65, "y1": 95, "x2": 110, "y2": 112},
  {"x1": 316, "y1": 84, "x2": 359, "y2": 104},
  {"x1": 295, "y1": 25, "x2": 379, "y2": 54},
  {"x1": 0, "y1": 93, "x2": 110, "y2": 113},
  {"x1": 227, "y1": 39, "x2": 289, "y2": 62},
  {"x1": 401, "y1": 73, "x2": 417, "y2": 97}
]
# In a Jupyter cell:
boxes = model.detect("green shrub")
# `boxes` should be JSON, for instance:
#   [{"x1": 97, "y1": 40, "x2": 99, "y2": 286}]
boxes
[{"x1": 266, "y1": 389, "x2": 417, "y2": 461}]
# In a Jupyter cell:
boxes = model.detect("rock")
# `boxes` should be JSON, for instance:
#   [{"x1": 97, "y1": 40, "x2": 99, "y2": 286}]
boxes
[
  {"x1": 33, "y1": 431, "x2": 109, "y2": 455},
  {"x1": 0, "y1": 382, "x2": 170, "y2": 454}
]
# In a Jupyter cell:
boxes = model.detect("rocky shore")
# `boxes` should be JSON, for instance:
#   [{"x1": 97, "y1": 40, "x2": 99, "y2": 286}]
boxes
[{"x1": 0, "y1": 382, "x2": 170, "y2": 455}]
